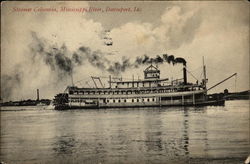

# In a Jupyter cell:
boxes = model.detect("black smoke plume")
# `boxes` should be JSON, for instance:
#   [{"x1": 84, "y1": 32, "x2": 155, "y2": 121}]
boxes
[
  {"x1": 30, "y1": 32, "x2": 186, "y2": 77},
  {"x1": 135, "y1": 54, "x2": 186, "y2": 66},
  {"x1": 30, "y1": 32, "x2": 73, "y2": 79},
  {"x1": 1, "y1": 67, "x2": 23, "y2": 101},
  {"x1": 1, "y1": 32, "x2": 187, "y2": 101}
]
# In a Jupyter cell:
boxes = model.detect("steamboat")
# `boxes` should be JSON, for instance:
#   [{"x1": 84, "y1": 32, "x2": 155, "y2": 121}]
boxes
[{"x1": 53, "y1": 59, "x2": 236, "y2": 110}]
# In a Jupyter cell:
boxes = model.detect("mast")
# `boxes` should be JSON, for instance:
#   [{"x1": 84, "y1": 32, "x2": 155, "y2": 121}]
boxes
[
  {"x1": 203, "y1": 57, "x2": 207, "y2": 89},
  {"x1": 132, "y1": 75, "x2": 134, "y2": 88},
  {"x1": 109, "y1": 75, "x2": 112, "y2": 88}
]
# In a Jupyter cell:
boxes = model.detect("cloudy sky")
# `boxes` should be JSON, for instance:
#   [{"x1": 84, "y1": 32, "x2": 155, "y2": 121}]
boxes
[{"x1": 1, "y1": 1, "x2": 249, "y2": 101}]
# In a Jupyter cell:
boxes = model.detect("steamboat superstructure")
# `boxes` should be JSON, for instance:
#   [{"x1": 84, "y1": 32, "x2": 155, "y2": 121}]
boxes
[{"x1": 54, "y1": 62, "x2": 227, "y2": 110}]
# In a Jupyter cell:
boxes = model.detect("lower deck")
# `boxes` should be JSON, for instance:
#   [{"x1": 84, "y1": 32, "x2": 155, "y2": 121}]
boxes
[
  {"x1": 56, "y1": 99, "x2": 225, "y2": 110},
  {"x1": 67, "y1": 91, "x2": 208, "y2": 108},
  {"x1": 54, "y1": 89, "x2": 225, "y2": 110}
]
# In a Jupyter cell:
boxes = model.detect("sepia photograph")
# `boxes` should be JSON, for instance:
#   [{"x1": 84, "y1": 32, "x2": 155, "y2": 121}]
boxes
[{"x1": 1, "y1": 1, "x2": 249, "y2": 164}]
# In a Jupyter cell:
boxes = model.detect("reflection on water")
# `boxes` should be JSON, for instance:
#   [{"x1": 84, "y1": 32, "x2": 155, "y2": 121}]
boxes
[
  {"x1": 53, "y1": 135, "x2": 78, "y2": 155},
  {"x1": 183, "y1": 109, "x2": 189, "y2": 155},
  {"x1": 1, "y1": 100, "x2": 249, "y2": 164}
]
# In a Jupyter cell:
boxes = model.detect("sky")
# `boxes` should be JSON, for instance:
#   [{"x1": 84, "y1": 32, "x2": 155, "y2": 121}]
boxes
[{"x1": 1, "y1": 1, "x2": 249, "y2": 101}]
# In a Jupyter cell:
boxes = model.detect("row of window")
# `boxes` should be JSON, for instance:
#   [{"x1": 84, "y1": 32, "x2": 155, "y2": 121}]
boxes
[
  {"x1": 70, "y1": 98, "x2": 156, "y2": 103},
  {"x1": 70, "y1": 88, "x2": 201, "y2": 95},
  {"x1": 70, "y1": 99, "x2": 86, "y2": 103},
  {"x1": 119, "y1": 82, "x2": 158, "y2": 87},
  {"x1": 106, "y1": 98, "x2": 155, "y2": 103},
  {"x1": 69, "y1": 95, "x2": 204, "y2": 103}
]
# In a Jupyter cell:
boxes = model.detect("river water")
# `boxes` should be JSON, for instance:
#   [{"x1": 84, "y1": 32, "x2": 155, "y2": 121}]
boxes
[{"x1": 0, "y1": 100, "x2": 249, "y2": 164}]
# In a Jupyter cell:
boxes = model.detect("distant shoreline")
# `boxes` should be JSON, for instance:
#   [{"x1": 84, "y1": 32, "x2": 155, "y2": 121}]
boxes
[
  {"x1": 1, "y1": 90, "x2": 249, "y2": 107},
  {"x1": 0, "y1": 99, "x2": 51, "y2": 107}
]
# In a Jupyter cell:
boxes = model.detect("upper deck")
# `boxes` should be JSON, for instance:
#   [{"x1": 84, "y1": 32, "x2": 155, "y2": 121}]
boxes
[
  {"x1": 67, "y1": 64, "x2": 205, "y2": 94},
  {"x1": 68, "y1": 83, "x2": 204, "y2": 95}
]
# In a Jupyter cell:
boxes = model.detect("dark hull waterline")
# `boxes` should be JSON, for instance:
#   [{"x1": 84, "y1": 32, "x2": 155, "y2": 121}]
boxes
[{"x1": 55, "y1": 99, "x2": 225, "y2": 110}]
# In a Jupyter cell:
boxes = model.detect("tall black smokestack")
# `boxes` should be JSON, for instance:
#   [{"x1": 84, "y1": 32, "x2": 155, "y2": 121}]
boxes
[
  {"x1": 183, "y1": 63, "x2": 187, "y2": 85},
  {"x1": 37, "y1": 89, "x2": 39, "y2": 101}
]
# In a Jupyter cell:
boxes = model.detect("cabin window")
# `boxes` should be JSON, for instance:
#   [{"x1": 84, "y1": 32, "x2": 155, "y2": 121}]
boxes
[
  {"x1": 172, "y1": 96, "x2": 182, "y2": 100},
  {"x1": 137, "y1": 99, "x2": 139, "y2": 102},
  {"x1": 124, "y1": 99, "x2": 126, "y2": 102},
  {"x1": 107, "y1": 100, "x2": 109, "y2": 103},
  {"x1": 184, "y1": 95, "x2": 192, "y2": 99},
  {"x1": 113, "y1": 99, "x2": 115, "y2": 103},
  {"x1": 147, "y1": 98, "x2": 150, "y2": 102},
  {"x1": 118, "y1": 99, "x2": 121, "y2": 103},
  {"x1": 127, "y1": 91, "x2": 132, "y2": 94},
  {"x1": 142, "y1": 99, "x2": 144, "y2": 102},
  {"x1": 132, "y1": 99, "x2": 134, "y2": 102},
  {"x1": 152, "y1": 98, "x2": 155, "y2": 102}
]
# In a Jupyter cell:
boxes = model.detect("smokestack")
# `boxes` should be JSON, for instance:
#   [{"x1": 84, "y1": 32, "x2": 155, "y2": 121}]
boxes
[
  {"x1": 37, "y1": 89, "x2": 39, "y2": 101},
  {"x1": 109, "y1": 75, "x2": 111, "y2": 88},
  {"x1": 183, "y1": 63, "x2": 187, "y2": 85}
]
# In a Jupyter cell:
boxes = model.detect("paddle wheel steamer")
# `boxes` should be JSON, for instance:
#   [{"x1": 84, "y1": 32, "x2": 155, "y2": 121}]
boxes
[{"x1": 54, "y1": 60, "x2": 234, "y2": 110}]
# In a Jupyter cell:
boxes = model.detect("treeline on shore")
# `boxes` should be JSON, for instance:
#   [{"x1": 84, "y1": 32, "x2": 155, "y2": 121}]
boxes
[{"x1": 1, "y1": 99, "x2": 51, "y2": 106}]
